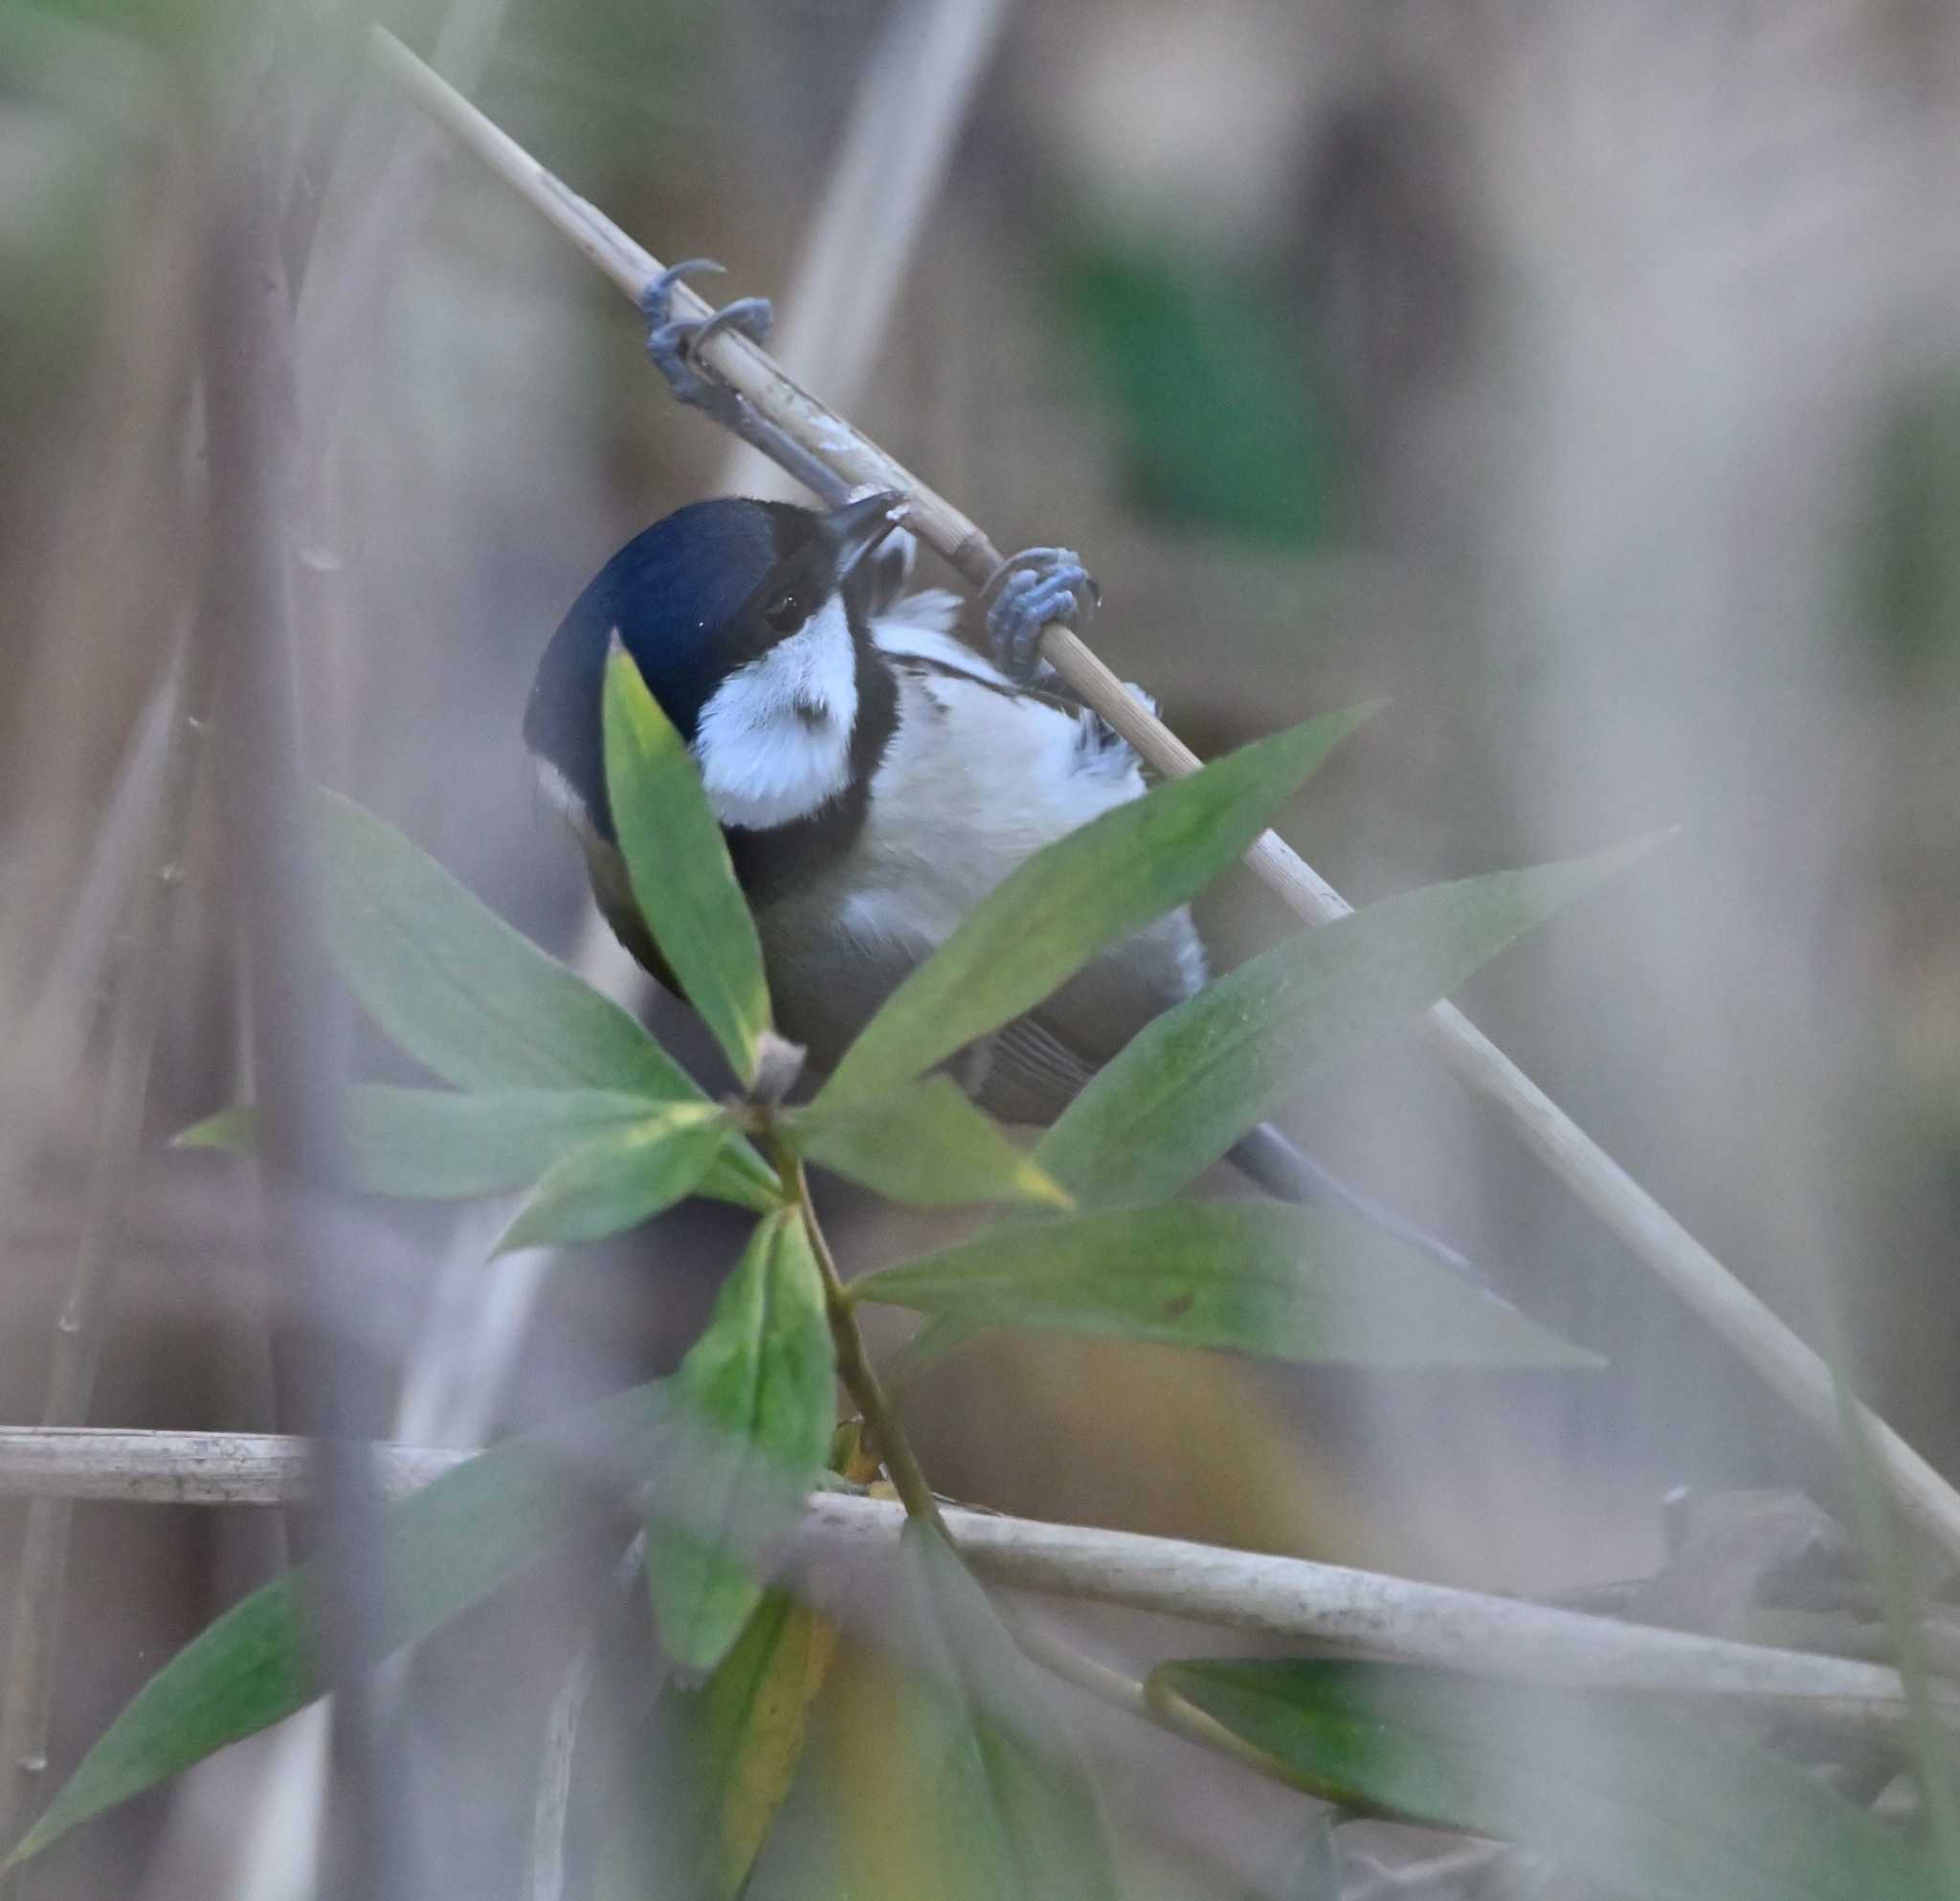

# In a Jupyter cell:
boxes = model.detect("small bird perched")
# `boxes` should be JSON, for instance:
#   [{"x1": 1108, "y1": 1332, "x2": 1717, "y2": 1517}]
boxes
[
  {"x1": 526, "y1": 491, "x2": 1473, "y2": 1268},
  {"x1": 524, "y1": 265, "x2": 1473, "y2": 1268},
  {"x1": 525, "y1": 486, "x2": 1186, "y2": 1095}
]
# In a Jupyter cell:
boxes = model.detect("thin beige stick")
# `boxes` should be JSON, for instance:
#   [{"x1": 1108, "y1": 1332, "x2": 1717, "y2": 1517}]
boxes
[
  {"x1": 363, "y1": 25, "x2": 1960, "y2": 1568},
  {"x1": 0, "y1": 1425, "x2": 1944, "y2": 1732}
]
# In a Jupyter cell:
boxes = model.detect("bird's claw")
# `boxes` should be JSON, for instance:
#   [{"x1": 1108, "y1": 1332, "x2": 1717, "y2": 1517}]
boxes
[
  {"x1": 640, "y1": 258, "x2": 775, "y2": 424},
  {"x1": 982, "y1": 548, "x2": 1101, "y2": 685},
  {"x1": 636, "y1": 257, "x2": 855, "y2": 504}
]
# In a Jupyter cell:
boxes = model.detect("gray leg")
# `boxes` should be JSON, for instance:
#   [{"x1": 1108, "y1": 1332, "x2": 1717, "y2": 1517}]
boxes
[
  {"x1": 981, "y1": 547, "x2": 1101, "y2": 684},
  {"x1": 638, "y1": 259, "x2": 852, "y2": 506},
  {"x1": 641, "y1": 259, "x2": 767, "y2": 423}
]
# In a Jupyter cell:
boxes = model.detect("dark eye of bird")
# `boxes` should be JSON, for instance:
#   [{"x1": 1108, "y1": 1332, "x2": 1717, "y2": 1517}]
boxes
[{"x1": 765, "y1": 593, "x2": 808, "y2": 635}]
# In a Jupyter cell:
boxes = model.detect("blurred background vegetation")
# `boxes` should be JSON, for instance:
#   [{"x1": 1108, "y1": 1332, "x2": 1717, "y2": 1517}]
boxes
[{"x1": 3, "y1": 0, "x2": 1960, "y2": 1894}]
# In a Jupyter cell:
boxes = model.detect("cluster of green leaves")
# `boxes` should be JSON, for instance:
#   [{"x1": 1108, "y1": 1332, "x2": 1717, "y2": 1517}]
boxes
[{"x1": 32, "y1": 647, "x2": 1852, "y2": 1900}]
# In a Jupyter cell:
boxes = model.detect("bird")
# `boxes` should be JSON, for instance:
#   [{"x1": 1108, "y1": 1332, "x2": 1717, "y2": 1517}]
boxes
[{"x1": 523, "y1": 482, "x2": 1477, "y2": 1277}]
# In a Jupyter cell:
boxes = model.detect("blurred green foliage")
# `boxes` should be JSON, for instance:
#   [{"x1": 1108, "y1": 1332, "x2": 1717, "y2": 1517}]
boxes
[
  {"x1": 1056, "y1": 240, "x2": 1345, "y2": 547},
  {"x1": 1158, "y1": 1659, "x2": 1942, "y2": 1901},
  {"x1": 1861, "y1": 376, "x2": 1960, "y2": 678},
  {"x1": 489, "y1": 0, "x2": 708, "y2": 172}
]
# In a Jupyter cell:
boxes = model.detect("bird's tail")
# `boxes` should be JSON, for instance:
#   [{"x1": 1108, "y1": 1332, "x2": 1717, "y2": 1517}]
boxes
[{"x1": 1227, "y1": 1121, "x2": 1485, "y2": 1285}]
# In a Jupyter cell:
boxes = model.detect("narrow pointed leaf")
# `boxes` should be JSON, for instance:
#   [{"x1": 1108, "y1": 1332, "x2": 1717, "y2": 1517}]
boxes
[
  {"x1": 684, "y1": 1589, "x2": 840, "y2": 1896},
  {"x1": 7, "y1": 1381, "x2": 672, "y2": 1869},
  {"x1": 647, "y1": 1210, "x2": 835, "y2": 1674},
  {"x1": 853, "y1": 1203, "x2": 1597, "y2": 1369},
  {"x1": 1038, "y1": 841, "x2": 1655, "y2": 1210},
  {"x1": 604, "y1": 643, "x2": 771, "y2": 1085},
  {"x1": 494, "y1": 1105, "x2": 735, "y2": 1254},
  {"x1": 314, "y1": 792, "x2": 775, "y2": 1207},
  {"x1": 318, "y1": 790, "x2": 687, "y2": 1097},
  {"x1": 788, "y1": 1077, "x2": 1071, "y2": 1209},
  {"x1": 178, "y1": 1086, "x2": 689, "y2": 1200},
  {"x1": 1155, "y1": 1660, "x2": 1938, "y2": 1901},
  {"x1": 819, "y1": 706, "x2": 1377, "y2": 1107},
  {"x1": 885, "y1": 1524, "x2": 1121, "y2": 1901}
]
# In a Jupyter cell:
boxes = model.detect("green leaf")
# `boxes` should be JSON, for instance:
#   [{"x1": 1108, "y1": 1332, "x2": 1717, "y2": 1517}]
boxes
[
  {"x1": 683, "y1": 1588, "x2": 840, "y2": 1896},
  {"x1": 7, "y1": 1381, "x2": 672, "y2": 1868},
  {"x1": 494, "y1": 1105, "x2": 736, "y2": 1254},
  {"x1": 178, "y1": 1086, "x2": 684, "y2": 1199},
  {"x1": 1038, "y1": 841, "x2": 1655, "y2": 1210},
  {"x1": 887, "y1": 1523, "x2": 1121, "y2": 1901},
  {"x1": 788, "y1": 1077, "x2": 1071, "y2": 1209},
  {"x1": 603, "y1": 642, "x2": 771, "y2": 1085},
  {"x1": 1155, "y1": 1661, "x2": 1939, "y2": 1901},
  {"x1": 818, "y1": 707, "x2": 1376, "y2": 1107},
  {"x1": 852, "y1": 1203, "x2": 1596, "y2": 1369},
  {"x1": 647, "y1": 1209, "x2": 835, "y2": 1675},
  {"x1": 314, "y1": 791, "x2": 776, "y2": 1209},
  {"x1": 318, "y1": 791, "x2": 684, "y2": 1097}
]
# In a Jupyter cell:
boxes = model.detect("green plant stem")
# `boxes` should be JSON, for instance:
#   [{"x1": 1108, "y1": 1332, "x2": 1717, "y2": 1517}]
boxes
[{"x1": 781, "y1": 1151, "x2": 946, "y2": 1538}]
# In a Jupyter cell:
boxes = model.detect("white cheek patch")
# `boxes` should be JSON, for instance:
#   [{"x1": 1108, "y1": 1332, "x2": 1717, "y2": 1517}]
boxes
[
  {"x1": 533, "y1": 755, "x2": 592, "y2": 831},
  {"x1": 693, "y1": 594, "x2": 860, "y2": 830}
]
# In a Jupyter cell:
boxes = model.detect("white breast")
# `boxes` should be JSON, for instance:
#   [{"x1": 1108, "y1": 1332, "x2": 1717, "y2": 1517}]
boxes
[
  {"x1": 751, "y1": 602, "x2": 1208, "y2": 1082},
  {"x1": 840, "y1": 617, "x2": 1151, "y2": 942},
  {"x1": 691, "y1": 594, "x2": 858, "y2": 830}
]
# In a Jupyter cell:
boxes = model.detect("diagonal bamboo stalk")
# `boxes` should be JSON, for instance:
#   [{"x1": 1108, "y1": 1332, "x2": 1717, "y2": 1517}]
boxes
[
  {"x1": 362, "y1": 25, "x2": 1960, "y2": 1569},
  {"x1": 0, "y1": 1425, "x2": 1945, "y2": 1733}
]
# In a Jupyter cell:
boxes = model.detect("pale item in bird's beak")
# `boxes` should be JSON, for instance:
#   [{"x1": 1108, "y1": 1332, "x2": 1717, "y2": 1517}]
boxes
[{"x1": 826, "y1": 489, "x2": 910, "y2": 579}]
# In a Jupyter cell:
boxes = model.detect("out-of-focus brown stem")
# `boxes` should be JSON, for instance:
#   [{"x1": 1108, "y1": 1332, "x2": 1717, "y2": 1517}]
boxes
[
  {"x1": 200, "y1": 94, "x2": 409, "y2": 1901},
  {"x1": 0, "y1": 651, "x2": 211, "y2": 1859}
]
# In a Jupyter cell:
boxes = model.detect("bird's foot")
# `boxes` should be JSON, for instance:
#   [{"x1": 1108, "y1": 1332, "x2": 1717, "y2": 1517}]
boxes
[
  {"x1": 981, "y1": 548, "x2": 1101, "y2": 685},
  {"x1": 639, "y1": 258, "x2": 775, "y2": 433},
  {"x1": 637, "y1": 258, "x2": 855, "y2": 506}
]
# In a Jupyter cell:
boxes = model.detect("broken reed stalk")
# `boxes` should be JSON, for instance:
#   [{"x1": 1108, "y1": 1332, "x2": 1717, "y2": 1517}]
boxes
[
  {"x1": 363, "y1": 25, "x2": 1960, "y2": 1571},
  {"x1": 0, "y1": 1424, "x2": 1945, "y2": 1735}
]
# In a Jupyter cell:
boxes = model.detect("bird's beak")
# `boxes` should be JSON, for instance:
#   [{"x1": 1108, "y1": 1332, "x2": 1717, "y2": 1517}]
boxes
[{"x1": 826, "y1": 489, "x2": 910, "y2": 579}]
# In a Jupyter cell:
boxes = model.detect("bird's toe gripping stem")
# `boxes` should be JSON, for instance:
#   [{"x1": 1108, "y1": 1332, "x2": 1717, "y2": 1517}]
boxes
[
  {"x1": 981, "y1": 548, "x2": 1101, "y2": 685},
  {"x1": 639, "y1": 258, "x2": 775, "y2": 428},
  {"x1": 637, "y1": 258, "x2": 853, "y2": 505}
]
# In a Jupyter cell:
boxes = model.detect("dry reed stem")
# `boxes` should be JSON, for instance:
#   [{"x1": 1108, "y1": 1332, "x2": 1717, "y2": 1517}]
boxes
[{"x1": 0, "y1": 1424, "x2": 1948, "y2": 1738}]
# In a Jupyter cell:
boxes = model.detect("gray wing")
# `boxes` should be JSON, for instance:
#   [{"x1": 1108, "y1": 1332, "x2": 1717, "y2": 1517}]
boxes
[
  {"x1": 958, "y1": 1014, "x2": 1101, "y2": 1125},
  {"x1": 957, "y1": 906, "x2": 1208, "y2": 1124},
  {"x1": 762, "y1": 853, "x2": 1485, "y2": 1279}
]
